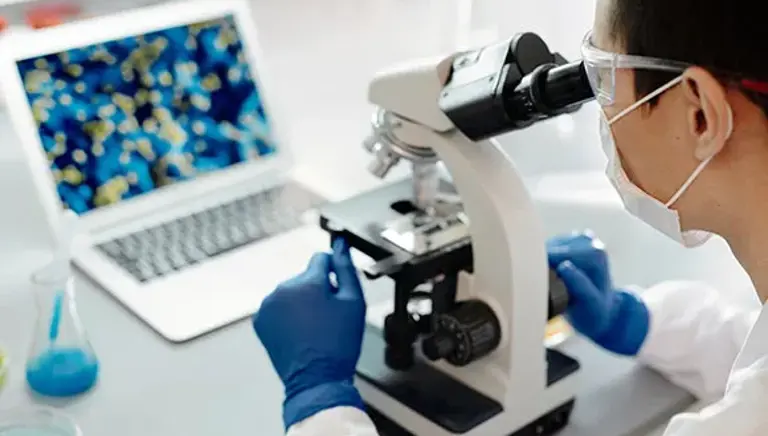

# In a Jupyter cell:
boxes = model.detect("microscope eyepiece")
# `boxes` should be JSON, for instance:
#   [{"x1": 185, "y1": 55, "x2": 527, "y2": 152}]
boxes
[
  {"x1": 438, "y1": 34, "x2": 595, "y2": 142},
  {"x1": 504, "y1": 61, "x2": 592, "y2": 126},
  {"x1": 536, "y1": 61, "x2": 593, "y2": 114}
]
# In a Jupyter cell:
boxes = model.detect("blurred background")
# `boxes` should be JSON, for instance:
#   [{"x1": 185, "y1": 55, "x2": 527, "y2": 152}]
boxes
[{"x1": 0, "y1": 0, "x2": 605, "y2": 179}]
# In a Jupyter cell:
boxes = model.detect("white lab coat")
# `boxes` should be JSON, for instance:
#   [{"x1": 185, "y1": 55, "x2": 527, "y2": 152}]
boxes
[{"x1": 287, "y1": 281, "x2": 764, "y2": 436}]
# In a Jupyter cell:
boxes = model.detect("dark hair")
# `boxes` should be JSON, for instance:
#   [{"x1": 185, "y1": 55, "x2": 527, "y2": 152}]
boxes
[{"x1": 610, "y1": 0, "x2": 768, "y2": 113}]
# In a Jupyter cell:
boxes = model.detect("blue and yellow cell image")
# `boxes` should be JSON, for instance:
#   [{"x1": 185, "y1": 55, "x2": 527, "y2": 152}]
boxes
[{"x1": 17, "y1": 16, "x2": 276, "y2": 214}]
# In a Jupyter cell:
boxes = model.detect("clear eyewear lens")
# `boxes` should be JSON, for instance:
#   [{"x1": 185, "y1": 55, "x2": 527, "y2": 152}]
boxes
[
  {"x1": 581, "y1": 32, "x2": 615, "y2": 105},
  {"x1": 584, "y1": 61, "x2": 615, "y2": 106},
  {"x1": 580, "y1": 30, "x2": 689, "y2": 107}
]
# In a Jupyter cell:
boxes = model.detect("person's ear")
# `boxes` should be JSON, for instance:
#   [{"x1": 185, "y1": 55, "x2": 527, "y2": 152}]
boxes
[{"x1": 681, "y1": 67, "x2": 733, "y2": 161}]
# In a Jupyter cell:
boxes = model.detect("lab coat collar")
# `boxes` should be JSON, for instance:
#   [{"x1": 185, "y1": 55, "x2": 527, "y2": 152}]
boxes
[{"x1": 729, "y1": 303, "x2": 768, "y2": 389}]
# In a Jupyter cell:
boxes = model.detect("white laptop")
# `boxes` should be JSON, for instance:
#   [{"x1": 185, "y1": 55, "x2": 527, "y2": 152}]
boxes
[{"x1": 0, "y1": 0, "x2": 338, "y2": 342}]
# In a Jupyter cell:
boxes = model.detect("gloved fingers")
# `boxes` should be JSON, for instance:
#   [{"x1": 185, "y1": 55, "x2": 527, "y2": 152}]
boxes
[
  {"x1": 331, "y1": 237, "x2": 364, "y2": 301},
  {"x1": 576, "y1": 228, "x2": 597, "y2": 239},
  {"x1": 276, "y1": 252, "x2": 332, "y2": 291},
  {"x1": 547, "y1": 234, "x2": 577, "y2": 249},
  {"x1": 307, "y1": 251, "x2": 333, "y2": 272},
  {"x1": 555, "y1": 260, "x2": 604, "y2": 308},
  {"x1": 547, "y1": 232, "x2": 587, "y2": 246},
  {"x1": 547, "y1": 248, "x2": 570, "y2": 269},
  {"x1": 548, "y1": 246, "x2": 592, "y2": 271},
  {"x1": 547, "y1": 233, "x2": 589, "y2": 266},
  {"x1": 547, "y1": 232, "x2": 600, "y2": 251},
  {"x1": 548, "y1": 234, "x2": 610, "y2": 282}
]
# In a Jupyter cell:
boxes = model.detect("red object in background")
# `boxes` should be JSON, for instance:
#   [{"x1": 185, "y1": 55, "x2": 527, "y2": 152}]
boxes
[
  {"x1": 27, "y1": 12, "x2": 64, "y2": 29},
  {"x1": 31, "y1": 2, "x2": 82, "y2": 17},
  {"x1": 0, "y1": 16, "x2": 8, "y2": 33},
  {"x1": 26, "y1": 2, "x2": 82, "y2": 29}
]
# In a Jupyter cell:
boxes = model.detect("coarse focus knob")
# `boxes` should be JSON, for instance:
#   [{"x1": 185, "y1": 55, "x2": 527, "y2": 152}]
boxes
[{"x1": 421, "y1": 300, "x2": 501, "y2": 367}]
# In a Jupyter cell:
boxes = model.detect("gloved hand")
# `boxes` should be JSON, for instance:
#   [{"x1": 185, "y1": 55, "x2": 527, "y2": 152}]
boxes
[
  {"x1": 253, "y1": 238, "x2": 366, "y2": 430},
  {"x1": 547, "y1": 232, "x2": 650, "y2": 356}
]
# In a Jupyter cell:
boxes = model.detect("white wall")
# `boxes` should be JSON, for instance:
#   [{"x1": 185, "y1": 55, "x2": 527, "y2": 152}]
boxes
[{"x1": 249, "y1": 0, "x2": 605, "y2": 190}]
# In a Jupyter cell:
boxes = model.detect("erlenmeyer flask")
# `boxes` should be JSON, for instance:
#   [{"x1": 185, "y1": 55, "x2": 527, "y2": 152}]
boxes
[
  {"x1": 25, "y1": 269, "x2": 99, "y2": 398},
  {"x1": 0, "y1": 406, "x2": 81, "y2": 436}
]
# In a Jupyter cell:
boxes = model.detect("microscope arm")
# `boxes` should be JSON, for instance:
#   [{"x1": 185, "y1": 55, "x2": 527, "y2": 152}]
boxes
[{"x1": 362, "y1": 32, "x2": 594, "y2": 399}]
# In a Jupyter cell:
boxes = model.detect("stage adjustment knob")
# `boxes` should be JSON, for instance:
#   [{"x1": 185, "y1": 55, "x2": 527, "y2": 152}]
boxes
[{"x1": 421, "y1": 300, "x2": 501, "y2": 367}]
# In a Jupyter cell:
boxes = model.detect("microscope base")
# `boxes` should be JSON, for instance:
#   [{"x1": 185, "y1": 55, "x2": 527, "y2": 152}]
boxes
[
  {"x1": 358, "y1": 327, "x2": 579, "y2": 435},
  {"x1": 367, "y1": 401, "x2": 575, "y2": 436}
]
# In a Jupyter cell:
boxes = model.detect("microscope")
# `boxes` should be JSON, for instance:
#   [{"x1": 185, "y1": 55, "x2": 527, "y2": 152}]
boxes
[{"x1": 319, "y1": 33, "x2": 594, "y2": 436}]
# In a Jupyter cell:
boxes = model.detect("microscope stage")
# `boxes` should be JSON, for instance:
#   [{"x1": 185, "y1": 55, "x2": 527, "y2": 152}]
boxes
[{"x1": 319, "y1": 178, "x2": 472, "y2": 280}]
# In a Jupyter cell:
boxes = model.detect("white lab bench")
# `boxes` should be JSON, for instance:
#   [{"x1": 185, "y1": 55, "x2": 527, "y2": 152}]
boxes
[
  {"x1": 0, "y1": 187, "x2": 752, "y2": 436},
  {"x1": 0, "y1": 0, "x2": 759, "y2": 434}
]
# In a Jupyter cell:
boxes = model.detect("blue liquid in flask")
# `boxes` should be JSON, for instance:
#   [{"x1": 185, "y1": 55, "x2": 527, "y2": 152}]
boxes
[{"x1": 26, "y1": 347, "x2": 99, "y2": 397}]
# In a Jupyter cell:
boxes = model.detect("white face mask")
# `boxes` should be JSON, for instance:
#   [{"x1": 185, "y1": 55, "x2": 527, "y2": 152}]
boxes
[{"x1": 601, "y1": 75, "x2": 734, "y2": 248}]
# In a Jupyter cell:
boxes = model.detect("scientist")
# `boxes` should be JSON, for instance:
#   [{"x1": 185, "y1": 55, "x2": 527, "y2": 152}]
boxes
[{"x1": 253, "y1": 0, "x2": 768, "y2": 434}]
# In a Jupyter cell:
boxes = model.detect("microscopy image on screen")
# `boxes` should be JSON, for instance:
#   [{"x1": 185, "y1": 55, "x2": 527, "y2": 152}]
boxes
[{"x1": 17, "y1": 16, "x2": 276, "y2": 214}]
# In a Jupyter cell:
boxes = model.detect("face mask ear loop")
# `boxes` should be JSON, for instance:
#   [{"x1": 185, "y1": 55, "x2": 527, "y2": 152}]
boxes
[
  {"x1": 665, "y1": 156, "x2": 713, "y2": 207},
  {"x1": 665, "y1": 105, "x2": 734, "y2": 207},
  {"x1": 609, "y1": 75, "x2": 686, "y2": 125}
]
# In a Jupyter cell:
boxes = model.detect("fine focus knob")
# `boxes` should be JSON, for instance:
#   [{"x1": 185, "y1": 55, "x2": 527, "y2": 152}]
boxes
[
  {"x1": 422, "y1": 332, "x2": 455, "y2": 361},
  {"x1": 548, "y1": 268, "x2": 569, "y2": 319},
  {"x1": 421, "y1": 300, "x2": 501, "y2": 367}
]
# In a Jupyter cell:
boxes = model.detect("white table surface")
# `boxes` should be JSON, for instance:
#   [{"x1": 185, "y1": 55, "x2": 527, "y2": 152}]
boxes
[{"x1": 0, "y1": 0, "x2": 760, "y2": 434}]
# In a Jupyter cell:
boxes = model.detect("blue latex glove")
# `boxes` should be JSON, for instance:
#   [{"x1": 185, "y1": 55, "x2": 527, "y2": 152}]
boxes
[
  {"x1": 547, "y1": 232, "x2": 650, "y2": 356},
  {"x1": 253, "y1": 238, "x2": 366, "y2": 429}
]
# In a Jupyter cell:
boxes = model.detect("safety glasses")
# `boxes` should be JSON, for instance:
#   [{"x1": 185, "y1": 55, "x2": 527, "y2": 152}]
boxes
[
  {"x1": 581, "y1": 30, "x2": 768, "y2": 107},
  {"x1": 581, "y1": 31, "x2": 691, "y2": 106}
]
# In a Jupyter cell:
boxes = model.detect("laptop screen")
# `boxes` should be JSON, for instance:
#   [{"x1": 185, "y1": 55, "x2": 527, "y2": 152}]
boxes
[{"x1": 16, "y1": 15, "x2": 277, "y2": 214}]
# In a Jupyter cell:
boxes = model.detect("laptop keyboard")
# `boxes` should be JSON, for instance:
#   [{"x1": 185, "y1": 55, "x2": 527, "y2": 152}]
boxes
[{"x1": 97, "y1": 182, "x2": 326, "y2": 283}]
